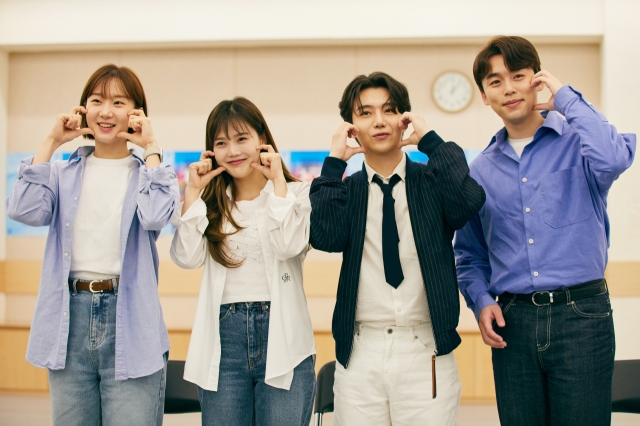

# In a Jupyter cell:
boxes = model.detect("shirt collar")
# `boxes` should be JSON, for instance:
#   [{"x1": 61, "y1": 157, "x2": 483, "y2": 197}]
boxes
[
  {"x1": 67, "y1": 146, "x2": 144, "y2": 166},
  {"x1": 487, "y1": 110, "x2": 565, "y2": 152},
  {"x1": 225, "y1": 178, "x2": 273, "y2": 200},
  {"x1": 364, "y1": 153, "x2": 407, "y2": 183}
]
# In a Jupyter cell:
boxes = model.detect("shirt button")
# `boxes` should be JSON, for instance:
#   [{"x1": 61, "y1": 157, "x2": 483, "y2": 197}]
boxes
[
  {"x1": 534, "y1": 271, "x2": 539, "y2": 277},
  {"x1": 74, "y1": 197, "x2": 78, "y2": 201},
  {"x1": 63, "y1": 312, "x2": 68, "y2": 317},
  {"x1": 522, "y1": 177, "x2": 528, "y2": 183},
  {"x1": 64, "y1": 253, "x2": 68, "y2": 257},
  {"x1": 525, "y1": 207, "x2": 531, "y2": 213},
  {"x1": 387, "y1": 329, "x2": 393, "y2": 334},
  {"x1": 529, "y1": 239, "x2": 534, "y2": 244},
  {"x1": 396, "y1": 308, "x2": 402, "y2": 313},
  {"x1": 65, "y1": 222, "x2": 70, "y2": 227}
]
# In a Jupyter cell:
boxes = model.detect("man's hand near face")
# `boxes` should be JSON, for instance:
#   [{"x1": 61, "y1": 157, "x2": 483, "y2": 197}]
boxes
[
  {"x1": 398, "y1": 112, "x2": 430, "y2": 148},
  {"x1": 330, "y1": 122, "x2": 367, "y2": 161},
  {"x1": 531, "y1": 70, "x2": 564, "y2": 111}
]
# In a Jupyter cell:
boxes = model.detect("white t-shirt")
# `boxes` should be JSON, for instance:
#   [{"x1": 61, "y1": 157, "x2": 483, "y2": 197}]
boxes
[
  {"x1": 221, "y1": 192, "x2": 271, "y2": 304},
  {"x1": 507, "y1": 136, "x2": 534, "y2": 158},
  {"x1": 70, "y1": 154, "x2": 137, "y2": 279}
]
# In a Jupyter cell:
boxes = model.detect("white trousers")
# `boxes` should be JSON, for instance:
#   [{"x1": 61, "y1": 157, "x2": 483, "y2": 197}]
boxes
[{"x1": 334, "y1": 322, "x2": 461, "y2": 426}]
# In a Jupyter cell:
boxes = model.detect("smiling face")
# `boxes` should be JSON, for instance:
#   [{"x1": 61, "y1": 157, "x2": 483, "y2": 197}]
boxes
[
  {"x1": 213, "y1": 122, "x2": 264, "y2": 179},
  {"x1": 351, "y1": 87, "x2": 402, "y2": 156},
  {"x1": 480, "y1": 55, "x2": 542, "y2": 126},
  {"x1": 84, "y1": 79, "x2": 135, "y2": 145}
]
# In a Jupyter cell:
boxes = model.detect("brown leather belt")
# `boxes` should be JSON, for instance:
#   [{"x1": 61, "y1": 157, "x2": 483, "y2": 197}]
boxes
[{"x1": 68, "y1": 278, "x2": 118, "y2": 293}]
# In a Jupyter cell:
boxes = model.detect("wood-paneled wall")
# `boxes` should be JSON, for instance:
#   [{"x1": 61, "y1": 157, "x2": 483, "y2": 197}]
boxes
[{"x1": 0, "y1": 326, "x2": 495, "y2": 402}]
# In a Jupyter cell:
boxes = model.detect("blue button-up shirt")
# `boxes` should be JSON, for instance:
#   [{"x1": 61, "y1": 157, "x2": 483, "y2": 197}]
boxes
[
  {"x1": 454, "y1": 86, "x2": 636, "y2": 319},
  {"x1": 6, "y1": 146, "x2": 180, "y2": 380}
]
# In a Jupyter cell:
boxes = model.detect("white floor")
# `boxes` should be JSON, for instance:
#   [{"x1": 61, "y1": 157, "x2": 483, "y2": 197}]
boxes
[{"x1": 0, "y1": 394, "x2": 639, "y2": 425}]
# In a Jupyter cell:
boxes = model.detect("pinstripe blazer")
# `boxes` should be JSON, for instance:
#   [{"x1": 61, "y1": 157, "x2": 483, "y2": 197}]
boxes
[{"x1": 310, "y1": 131, "x2": 486, "y2": 367}]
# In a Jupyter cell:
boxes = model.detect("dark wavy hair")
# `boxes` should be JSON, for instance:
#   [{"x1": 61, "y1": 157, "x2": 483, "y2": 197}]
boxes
[
  {"x1": 473, "y1": 36, "x2": 541, "y2": 93},
  {"x1": 339, "y1": 71, "x2": 411, "y2": 123},
  {"x1": 201, "y1": 97, "x2": 299, "y2": 268}
]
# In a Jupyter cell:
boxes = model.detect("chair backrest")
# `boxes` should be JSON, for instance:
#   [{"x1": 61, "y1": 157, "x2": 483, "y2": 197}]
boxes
[
  {"x1": 314, "y1": 361, "x2": 336, "y2": 415},
  {"x1": 612, "y1": 359, "x2": 640, "y2": 413},
  {"x1": 164, "y1": 360, "x2": 201, "y2": 414}
]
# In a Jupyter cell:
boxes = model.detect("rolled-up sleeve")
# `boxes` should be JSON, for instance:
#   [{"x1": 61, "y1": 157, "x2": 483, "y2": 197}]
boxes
[
  {"x1": 137, "y1": 164, "x2": 180, "y2": 231},
  {"x1": 6, "y1": 158, "x2": 57, "y2": 226}
]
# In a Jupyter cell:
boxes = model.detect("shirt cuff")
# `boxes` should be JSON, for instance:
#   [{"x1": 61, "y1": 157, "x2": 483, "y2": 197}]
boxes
[
  {"x1": 267, "y1": 189, "x2": 299, "y2": 230},
  {"x1": 18, "y1": 158, "x2": 50, "y2": 184},
  {"x1": 174, "y1": 198, "x2": 209, "y2": 234},
  {"x1": 139, "y1": 164, "x2": 177, "y2": 194},
  {"x1": 553, "y1": 85, "x2": 582, "y2": 114},
  {"x1": 320, "y1": 156, "x2": 347, "y2": 179},
  {"x1": 473, "y1": 293, "x2": 499, "y2": 321},
  {"x1": 417, "y1": 130, "x2": 444, "y2": 157}
]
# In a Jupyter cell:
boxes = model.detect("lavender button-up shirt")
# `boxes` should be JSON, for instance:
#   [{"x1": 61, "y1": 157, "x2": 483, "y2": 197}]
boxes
[
  {"x1": 454, "y1": 86, "x2": 636, "y2": 319},
  {"x1": 6, "y1": 146, "x2": 179, "y2": 380}
]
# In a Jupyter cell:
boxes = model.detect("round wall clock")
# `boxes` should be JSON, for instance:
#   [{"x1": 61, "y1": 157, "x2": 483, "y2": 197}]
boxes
[{"x1": 431, "y1": 71, "x2": 474, "y2": 113}]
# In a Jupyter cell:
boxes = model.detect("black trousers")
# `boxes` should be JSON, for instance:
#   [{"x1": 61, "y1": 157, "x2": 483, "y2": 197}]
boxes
[{"x1": 492, "y1": 291, "x2": 615, "y2": 426}]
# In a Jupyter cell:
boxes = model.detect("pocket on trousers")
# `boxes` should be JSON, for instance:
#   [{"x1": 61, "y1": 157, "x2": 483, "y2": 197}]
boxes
[
  {"x1": 219, "y1": 305, "x2": 233, "y2": 324},
  {"x1": 570, "y1": 294, "x2": 612, "y2": 318},
  {"x1": 541, "y1": 166, "x2": 594, "y2": 228}
]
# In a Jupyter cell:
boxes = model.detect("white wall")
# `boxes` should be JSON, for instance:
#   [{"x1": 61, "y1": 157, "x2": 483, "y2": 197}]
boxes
[{"x1": 0, "y1": 0, "x2": 603, "y2": 48}]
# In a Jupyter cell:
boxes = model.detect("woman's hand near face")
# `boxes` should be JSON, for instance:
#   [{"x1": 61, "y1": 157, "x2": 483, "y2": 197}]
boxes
[
  {"x1": 182, "y1": 151, "x2": 226, "y2": 215},
  {"x1": 34, "y1": 107, "x2": 95, "y2": 165},
  {"x1": 251, "y1": 145, "x2": 288, "y2": 198},
  {"x1": 117, "y1": 109, "x2": 162, "y2": 168}
]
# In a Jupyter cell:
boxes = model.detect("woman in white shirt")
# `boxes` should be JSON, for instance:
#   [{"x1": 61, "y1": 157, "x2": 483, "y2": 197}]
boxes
[{"x1": 170, "y1": 97, "x2": 316, "y2": 426}]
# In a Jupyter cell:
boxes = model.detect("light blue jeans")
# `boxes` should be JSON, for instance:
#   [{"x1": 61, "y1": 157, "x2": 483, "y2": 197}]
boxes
[
  {"x1": 48, "y1": 281, "x2": 167, "y2": 426},
  {"x1": 198, "y1": 302, "x2": 316, "y2": 426}
]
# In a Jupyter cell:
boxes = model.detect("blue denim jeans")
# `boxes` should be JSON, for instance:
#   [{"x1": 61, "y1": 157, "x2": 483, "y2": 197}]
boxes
[
  {"x1": 492, "y1": 291, "x2": 615, "y2": 426},
  {"x1": 198, "y1": 302, "x2": 316, "y2": 426},
  {"x1": 48, "y1": 282, "x2": 167, "y2": 426}
]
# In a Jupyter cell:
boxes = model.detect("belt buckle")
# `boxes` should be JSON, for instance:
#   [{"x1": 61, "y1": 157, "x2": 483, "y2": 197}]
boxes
[
  {"x1": 531, "y1": 291, "x2": 550, "y2": 306},
  {"x1": 89, "y1": 280, "x2": 103, "y2": 293}
]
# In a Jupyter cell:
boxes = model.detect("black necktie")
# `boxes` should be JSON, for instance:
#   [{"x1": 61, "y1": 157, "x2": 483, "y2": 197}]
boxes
[{"x1": 372, "y1": 174, "x2": 404, "y2": 288}]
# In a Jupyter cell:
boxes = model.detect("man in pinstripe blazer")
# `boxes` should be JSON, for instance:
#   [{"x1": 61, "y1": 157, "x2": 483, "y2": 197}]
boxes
[{"x1": 309, "y1": 72, "x2": 486, "y2": 425}]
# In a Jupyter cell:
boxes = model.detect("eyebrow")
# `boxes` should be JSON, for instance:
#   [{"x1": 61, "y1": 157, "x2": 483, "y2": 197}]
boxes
[
  {"x1": 89, "y1": 92, "x2": 129, "y2": 99},
  {"x1": 356, "y1": 101, "x2": 394, "y2": 111},
  {"x1": 484, "y1": 72, "x2": 501, "y2": 81}
]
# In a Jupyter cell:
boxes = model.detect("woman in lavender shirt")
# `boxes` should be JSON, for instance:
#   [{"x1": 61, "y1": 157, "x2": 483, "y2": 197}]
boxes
[{"x1": 6, "y1": 65, "x2": 179, "y2": 425}]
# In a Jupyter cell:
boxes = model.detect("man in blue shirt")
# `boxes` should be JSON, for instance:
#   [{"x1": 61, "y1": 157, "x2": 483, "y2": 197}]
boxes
[{"x1": 454, "y1": 36, "x2": 636, "y2": 425}]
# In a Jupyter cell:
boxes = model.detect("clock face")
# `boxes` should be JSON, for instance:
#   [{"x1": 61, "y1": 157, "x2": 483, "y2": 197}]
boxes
[{"x1": 432, "y1": 71, "x2": 473, "y2": 113}]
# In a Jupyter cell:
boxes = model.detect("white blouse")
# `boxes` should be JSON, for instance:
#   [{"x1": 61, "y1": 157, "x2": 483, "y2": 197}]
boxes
[{"x1": 170, "y1": 180, "x2": 315, "y2": 391}]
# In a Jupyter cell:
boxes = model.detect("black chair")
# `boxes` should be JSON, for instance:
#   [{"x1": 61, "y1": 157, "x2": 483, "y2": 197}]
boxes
[
  {"x1": 164, "y1": 360, "x2": 201, "y2": 414},
  {"x1": 612, "y1": 359, "x2": 640, "y2": 413},
  {"x1": 314, "y1": 361, "x2": 336, "y2": 426}
]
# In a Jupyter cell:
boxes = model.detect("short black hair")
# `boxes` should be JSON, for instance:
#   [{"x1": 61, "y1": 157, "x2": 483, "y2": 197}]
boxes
[
  {"x1": 339, "y1": 72, "x2": 411, "y2": 123},
  {"x1": 473, "y1": 36, "x2": 541, "y2": 93}
]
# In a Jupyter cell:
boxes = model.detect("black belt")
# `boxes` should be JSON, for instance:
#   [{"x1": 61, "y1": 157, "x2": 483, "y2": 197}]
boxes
[{"x1": 499, "y1": 279, "x2": 607, "y2": 306}]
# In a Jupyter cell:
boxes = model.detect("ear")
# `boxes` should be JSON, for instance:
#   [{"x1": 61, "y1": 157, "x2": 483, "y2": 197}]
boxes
[
  {"x1": 480, "y1": 90, "x2": 490, "y2": 106},
  {"x1": 535, "y1": 82, "x2": 546, "y2": 92}
]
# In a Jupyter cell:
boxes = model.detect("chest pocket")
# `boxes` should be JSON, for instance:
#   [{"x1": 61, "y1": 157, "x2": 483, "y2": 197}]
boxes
[{"x1": 541, "y1": 166, "x2": 594, "y2": 228}]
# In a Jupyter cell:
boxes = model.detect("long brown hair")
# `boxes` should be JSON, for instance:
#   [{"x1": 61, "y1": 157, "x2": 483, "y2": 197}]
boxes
[
  {"x1": 202, "y1": 97, "x2": 299, "y2": 268},
  {"x1": 79, "y1": 64, "x2": 147, "y2": 138}
]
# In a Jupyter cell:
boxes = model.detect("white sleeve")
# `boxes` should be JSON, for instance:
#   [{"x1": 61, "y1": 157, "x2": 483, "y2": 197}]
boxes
[
  {"x1": 169, "y1": 198, "x2": 209, "y2": 269},
  {"x1": 267, "y1": 182, "x2": 311, "y2": 261}
]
